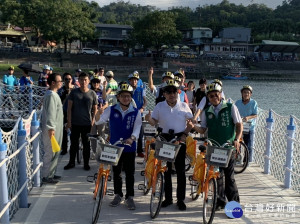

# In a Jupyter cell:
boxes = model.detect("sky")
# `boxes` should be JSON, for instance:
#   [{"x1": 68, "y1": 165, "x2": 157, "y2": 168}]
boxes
[{"x1": 93, "y1": 0, "x2": 285, "y2": 10}]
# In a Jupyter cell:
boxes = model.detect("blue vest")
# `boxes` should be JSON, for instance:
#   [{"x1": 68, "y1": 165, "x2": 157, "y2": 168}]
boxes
[
  {"x1": 132, "y1": 87, "x2": 144, "y2": 110},
  {"x1": 109, "y1": 105, "x2": 138, "y2": 152}
]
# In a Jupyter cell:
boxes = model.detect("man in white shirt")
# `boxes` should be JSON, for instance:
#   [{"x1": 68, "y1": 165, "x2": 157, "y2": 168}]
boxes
[{"x1": 145, "y1": 80, "x2": 193, "y2": 211}]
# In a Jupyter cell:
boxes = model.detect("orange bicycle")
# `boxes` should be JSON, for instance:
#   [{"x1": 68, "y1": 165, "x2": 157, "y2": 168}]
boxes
[
  {"x1": 138, "y1": 130, "x2": 181, "y2": 219},
  {"x1": 189, "y1": 138, "x2": 234, "y2": 224},
  {"x1": 139, "y1": 122, "x2": 159, "y2": 195},
  {"x1": 87, "y1": 134, "x2": 130, "y2": 224}
]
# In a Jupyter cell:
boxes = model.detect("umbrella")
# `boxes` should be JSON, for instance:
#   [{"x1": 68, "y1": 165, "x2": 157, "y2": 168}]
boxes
[
  {"x1": 161, "y1": 45, "x2": 168, "y2": 48},
  {"x1": 18, "y1": 63, "x2": 42, "y2": 73},
  {"x1": 181, "y1": 45, "x2": 189, "y2": 49},
  {"x1": 173, "y1": 45, "x2": 180, "y2": 49}
]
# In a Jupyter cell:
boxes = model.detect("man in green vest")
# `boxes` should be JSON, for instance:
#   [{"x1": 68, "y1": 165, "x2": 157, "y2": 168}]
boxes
[{"x1": 191, "y1": 82, "x2": 243, "y2": 210}]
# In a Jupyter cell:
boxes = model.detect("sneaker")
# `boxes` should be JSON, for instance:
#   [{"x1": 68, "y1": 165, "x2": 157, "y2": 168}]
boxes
[
  {"x1": 64, "y1": 163, "x2": 75, "y2": 170},
  {"x1": 125, "y1": 196, "x2": 136, "y2": 210},
  {"x1": 110, "y1": 194, "x2": 122, "y2": 207},
  {"x1": 177, "y1": 200, "x2": 186, "y2": 211},
  {"x1": 84, "y1": 164, "x2": 90, "y2": 171},
  {"x1": 161, "y1": 199, "x2": 173, "y2": 208},
  {"x1": 137, "y1": 152, "x2": 144, "y2": 158},
  {"x1": 42, "y1": 177, "x2": 58, "y2": 184},
  {"x1": 53, "y1": 175, "x2": 61, "y2": 179}
]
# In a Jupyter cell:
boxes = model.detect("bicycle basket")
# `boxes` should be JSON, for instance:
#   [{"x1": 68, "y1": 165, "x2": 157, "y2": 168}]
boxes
[
  {"x1": 154, "y1": 140, "x2": 181, "y2": 162},
  {"x1": 243, "y1": 122, "x2": 251, "y2": 134},
  {"x1": 142, "y1": 121, "x2": 157, "y2": 136},
  {"x1": 205, "y1": 145, "x2": 234, "y2": 168},
  {"x1": 96, "y1": 143, "x2": 124, "y2": 166}
]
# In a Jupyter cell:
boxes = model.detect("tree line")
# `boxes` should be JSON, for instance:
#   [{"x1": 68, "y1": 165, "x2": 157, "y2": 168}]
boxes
[{"x1": 0, "y1": 0, "x2": 299, "y2": 51}]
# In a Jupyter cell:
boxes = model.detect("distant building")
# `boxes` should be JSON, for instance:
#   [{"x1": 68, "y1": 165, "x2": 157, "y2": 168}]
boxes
[
  {"x1": 95, "y1": 24, "x2": 133, "y2": 48},
  {"x1": 182, "y1": 27, "x2": 212, "y2": 45},
  {"x1": 219, "y1": 27, "x2": 251, "y2": 43}
]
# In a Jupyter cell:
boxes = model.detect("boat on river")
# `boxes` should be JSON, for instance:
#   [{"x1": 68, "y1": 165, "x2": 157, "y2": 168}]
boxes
[{"x1": 221, "y1": 71, "x2": 248, "y2": 80}]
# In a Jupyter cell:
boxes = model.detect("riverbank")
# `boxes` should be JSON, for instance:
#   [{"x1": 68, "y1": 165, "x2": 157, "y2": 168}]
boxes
[{"x1": 1, "y1": 53, "x2": 300, "y2": 81}]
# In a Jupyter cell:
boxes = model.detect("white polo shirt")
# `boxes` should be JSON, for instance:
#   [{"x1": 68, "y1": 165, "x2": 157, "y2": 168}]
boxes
[{"x1": 151, "y1": 100, "x2": 193, "y2": 134}]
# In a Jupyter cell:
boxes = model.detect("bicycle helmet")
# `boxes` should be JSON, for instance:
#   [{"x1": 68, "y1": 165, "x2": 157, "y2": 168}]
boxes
[
  {"x1": 241, "y1": 85, "x2": 253, "y2": 93},
  {"x1": 117, "y1": 83, "x2": 133, "y2": 95},
  {"x1": 212, "y1": 79, "x2": 223, "y2": 87},
  {"x1": 174, "y1": 70, "x2": 184, "y2": 78},
  {"x1": 8, "y1": 66, "x2": 14, "y2": 70},
  {"x1": 174, "y1": 76, "x2": 182, "y2": 83},
  {"x1": 206, "y1": 83, "x2": 222, "y2": 93},
  {"x1": 162, "y1": 79, "x2": 179, "y2": 92},
  {"x1": 128, "y1": 73, "x2": 140, "y2": 80},
  {"x1": 162, "y1": 71, "x2": 174, "y2": 79}
]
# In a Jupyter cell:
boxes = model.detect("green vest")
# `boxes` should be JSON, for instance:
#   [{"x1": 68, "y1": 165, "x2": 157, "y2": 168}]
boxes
[{"x1": 205, "y1": 101, "x2": 236, "y2": 145}]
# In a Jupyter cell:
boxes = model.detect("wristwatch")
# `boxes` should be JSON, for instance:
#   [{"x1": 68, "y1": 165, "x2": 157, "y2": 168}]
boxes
[{"x1": 130, "y1": 135, "x2": 136, "y2": 141}]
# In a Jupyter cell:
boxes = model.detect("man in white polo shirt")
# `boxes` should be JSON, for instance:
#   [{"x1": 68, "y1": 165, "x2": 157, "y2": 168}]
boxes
[{"x1": 145, "y1": 79, "x2": 193, "y2": 211}]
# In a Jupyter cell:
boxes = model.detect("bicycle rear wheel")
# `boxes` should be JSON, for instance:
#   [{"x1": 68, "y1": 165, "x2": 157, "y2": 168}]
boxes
[
  {"x1": 150, "y1": 172, "x2": 164, "y2": 219},
  {"x1": 203, "y1": 178, "x2": 217, "y2": 224},
  {"x1": 92, "y1": 176, "x2": 105, "y2": 224},
  {"x1": 77, "y1": 138, "x2": 83, "y2": 164},
  {"x1": 234, "y1": 141, "x2": 249, "y2": 174}
]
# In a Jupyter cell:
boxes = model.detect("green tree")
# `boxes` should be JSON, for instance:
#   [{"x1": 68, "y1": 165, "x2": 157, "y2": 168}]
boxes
[
  {"x1": 39, "y1": 0, "x2": 95, "y2": 52},
  {"x1": 132, "y1": 11, "x2": 182, "y2": 53}
]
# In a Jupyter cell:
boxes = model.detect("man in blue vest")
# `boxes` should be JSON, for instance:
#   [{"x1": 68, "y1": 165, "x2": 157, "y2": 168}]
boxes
[
  {"x1": 95, "y1": 82, "x2": 142, "y2": 210},
  {"x1": 128, "y1": 73, "x2": 147, "y2": 157},
  {"x1": 235, "y1": 85, "x2": 258, "y2": 162},
  {"x1": 191, "y1": 83, "x2": 243, "y2": 210}
]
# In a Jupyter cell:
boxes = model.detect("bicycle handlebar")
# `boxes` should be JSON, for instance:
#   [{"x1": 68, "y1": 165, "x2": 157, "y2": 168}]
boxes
[{"x1": 87, "y1": 133, "x2": 131, "y2": 147}]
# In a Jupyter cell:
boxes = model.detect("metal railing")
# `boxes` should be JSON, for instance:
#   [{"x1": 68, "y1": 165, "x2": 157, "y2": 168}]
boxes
[{"x1": 0, "y1": 111, "x2": 41, "y2": 223}]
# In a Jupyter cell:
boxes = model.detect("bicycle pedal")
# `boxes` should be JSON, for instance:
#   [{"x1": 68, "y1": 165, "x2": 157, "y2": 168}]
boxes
[
  {"x1": 107, "y1": 175, "x2": 112, "y2": 181},
  {"x1": 107, "y1": 189, "x2": 114, "y2": 196},
  {"x1": 86, "y1": 175, "x2": 94, "y2": 183},
  {"x1": 140, "y1": 171, "x2": 145, "y2": 176},
  {"x1": 188, "y1": 175, "x2": 194, "y2": 181},
  {"x1": 138, "y1": 184, "x2": 146, "y2": 190}
]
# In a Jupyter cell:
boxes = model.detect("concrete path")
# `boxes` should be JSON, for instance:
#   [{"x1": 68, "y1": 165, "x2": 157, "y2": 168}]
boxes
[{"x1": 11, "y1": 154, "x2": 300, "y2": 224}]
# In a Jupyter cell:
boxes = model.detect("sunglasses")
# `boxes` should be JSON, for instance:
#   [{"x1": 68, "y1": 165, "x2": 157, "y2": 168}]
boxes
[
  {"x1": 64, "y1": 78, "x2": 72, "y2": 81},
  {"x1": 208, "y1": 93, "x2": 219, "y2": 98}
]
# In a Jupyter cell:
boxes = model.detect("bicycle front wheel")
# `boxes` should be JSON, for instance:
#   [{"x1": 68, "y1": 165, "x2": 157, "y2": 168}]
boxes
[
  {"x1": 190, "y1": 180, "x2": 199, "y2": 200},
  {"x1": 92, "y1": 176, "x2": 105, "y2": 224},
  {"x1": 143, "y1": 174, "x2": 150, "y2": 195},
  {"x1": 150, "y1": 172, "x2": 164, "y2": 219},
  {"x1": 185, "y1": 156, "x2": 191, "y2": 172},
  {"x1": 234, "y1": 141, "x2": 249, "y2": 174},
  {"x1": 203, "y1": 178, "x2": 217, "y2": 224}
]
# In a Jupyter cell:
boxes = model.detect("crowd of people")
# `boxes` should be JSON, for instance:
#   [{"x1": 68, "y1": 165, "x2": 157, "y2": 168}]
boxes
[{"x1": 2, "y1": 64, "x2": 258, "y2": 213}]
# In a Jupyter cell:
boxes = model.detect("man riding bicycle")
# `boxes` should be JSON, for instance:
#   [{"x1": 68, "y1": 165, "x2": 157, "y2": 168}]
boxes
[
  {"x1": 95, "y1": 82, "x2": 142, "y2": 210},
  {"x1": 145, "y1": 79, "x2": 193, "y2": 211},
  {"x1": 235, "y1": 85, "x2": 258, "y2": 162},
  {"x1": 191, "y1": 82, "x2": 242, "y2": 210}
]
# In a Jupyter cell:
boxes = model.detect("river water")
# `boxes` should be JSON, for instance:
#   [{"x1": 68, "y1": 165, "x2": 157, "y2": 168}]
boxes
[{"x1": 187, "y1": 79, "x2": 300, "y2": 119}]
